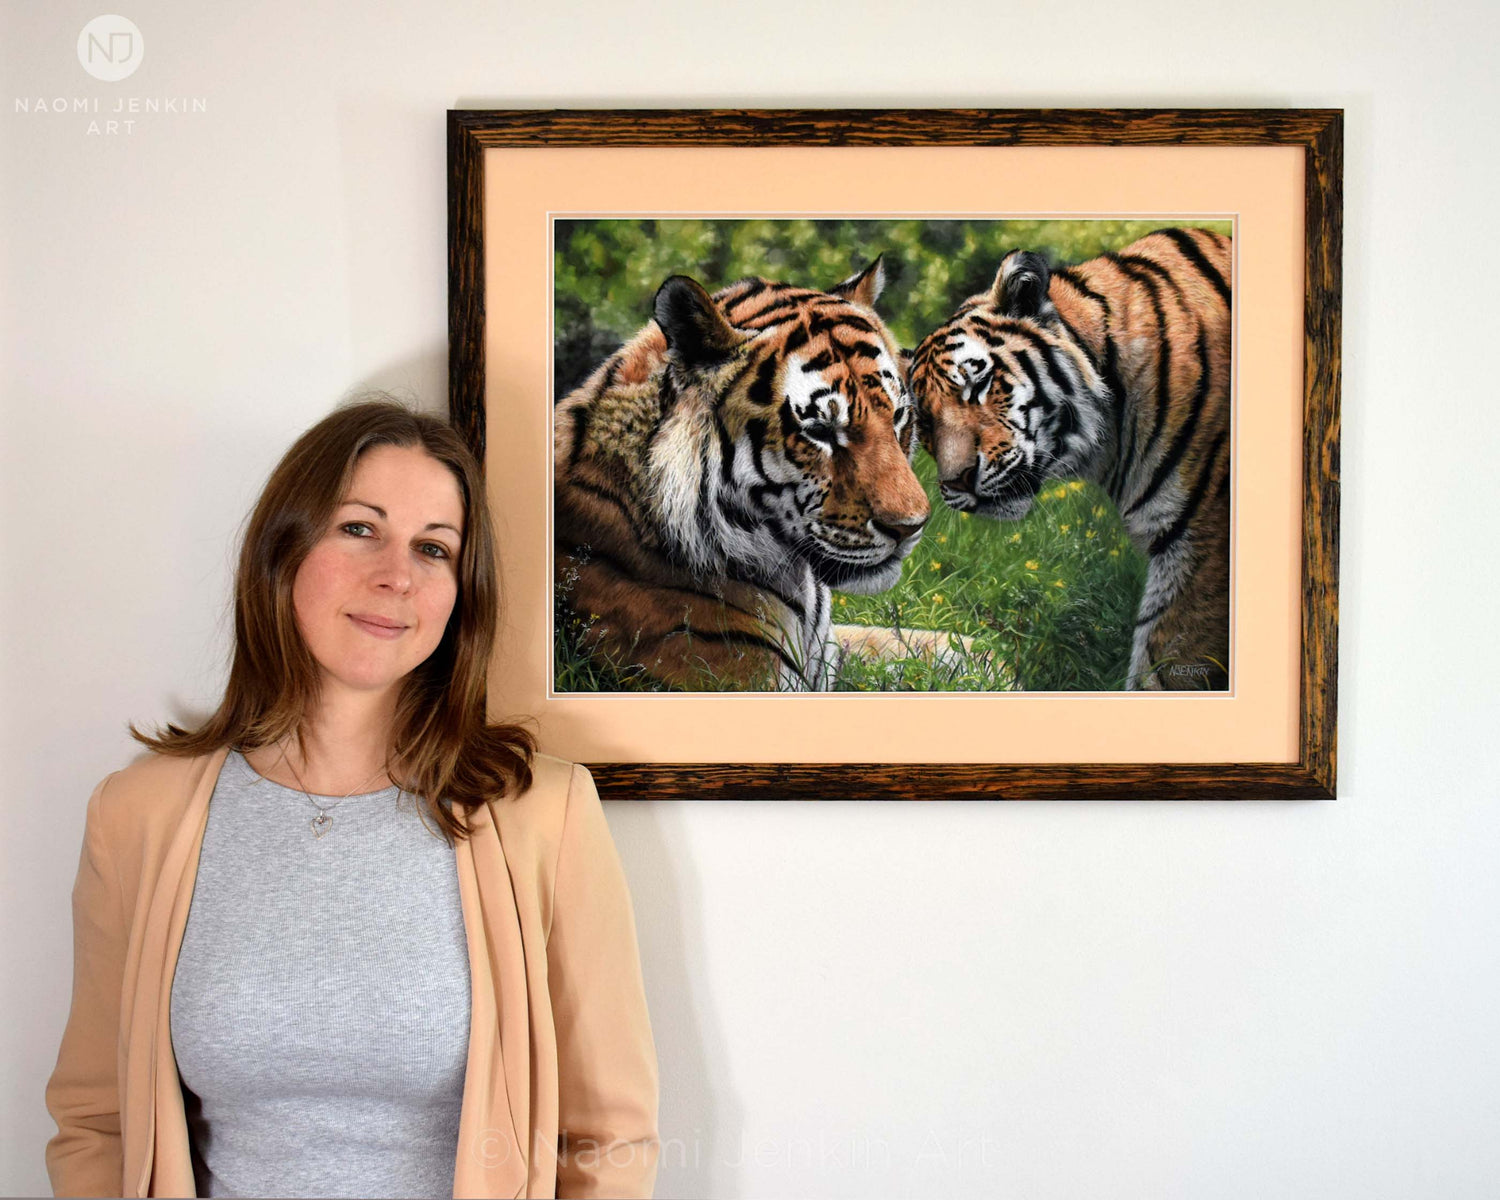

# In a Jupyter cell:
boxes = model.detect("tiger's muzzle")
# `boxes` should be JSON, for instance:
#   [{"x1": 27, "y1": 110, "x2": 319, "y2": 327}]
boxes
[{"x1": 943, "y1": 457, "x2": 1044, "y2": 522}]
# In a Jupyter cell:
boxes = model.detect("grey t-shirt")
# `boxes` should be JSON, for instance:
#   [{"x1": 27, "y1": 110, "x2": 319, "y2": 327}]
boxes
[{"x1": 169, "y1": 750, "x2": 471, "y2": 1199}]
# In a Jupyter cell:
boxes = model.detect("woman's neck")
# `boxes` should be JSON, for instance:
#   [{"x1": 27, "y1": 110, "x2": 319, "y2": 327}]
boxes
[{"x1": 244, "y1": 687, "x2": 401, "y2": 795}]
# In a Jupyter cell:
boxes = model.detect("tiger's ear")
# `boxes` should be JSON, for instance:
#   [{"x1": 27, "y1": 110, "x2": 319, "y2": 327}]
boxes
[
  {"x1": 654, "y1": 275, "x2": 741, "y2": 368},
  {"x1": 898, "y1": 346, "x2": 914, "y2": 385},
  {"x1": 831, "y1": 255, "x2": 885, "y2": 309},
  {"x1": 990, "y1": 250, "x2": 1054, "y2": 321}
]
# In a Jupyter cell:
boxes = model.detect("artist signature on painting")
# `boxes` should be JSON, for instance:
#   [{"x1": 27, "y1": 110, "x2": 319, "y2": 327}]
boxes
[{"x1": 1162, "y1": 663, "x2": 1215, "y2": 681}]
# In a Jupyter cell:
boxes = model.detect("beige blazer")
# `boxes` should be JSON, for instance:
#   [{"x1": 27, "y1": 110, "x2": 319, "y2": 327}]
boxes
[{"x1": 44, "y1": 745, "x2": 659, "y2": 1198}]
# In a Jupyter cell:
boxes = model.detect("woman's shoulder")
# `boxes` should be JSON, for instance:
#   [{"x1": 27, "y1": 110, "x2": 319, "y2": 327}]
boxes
[
  {"x1": 480, "y1": 752, "x2": 626, "y2": 911},
  {"x1": 485, "y1": 751, "x2": 597, "y2": 850},
  {"x1": 498, "y1": 750, "x2": 585, "y2": 817},
  {"x1": 527, "y1": 750, "x2": 591, "y2": 795},
  {"x1": 89, "y1": 746, "x2": 229, "y2": 840}
]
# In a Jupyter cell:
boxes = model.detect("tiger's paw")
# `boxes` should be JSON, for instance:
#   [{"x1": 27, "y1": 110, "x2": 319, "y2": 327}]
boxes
[{"x1": 829, "y1": 622, "x2": 1010, "y2": 689}]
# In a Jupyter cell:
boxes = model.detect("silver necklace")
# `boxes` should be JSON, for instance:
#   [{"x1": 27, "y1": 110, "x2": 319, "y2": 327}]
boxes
[{"x1": 274, "y1": 741, "x2": 391, "y2": 839}]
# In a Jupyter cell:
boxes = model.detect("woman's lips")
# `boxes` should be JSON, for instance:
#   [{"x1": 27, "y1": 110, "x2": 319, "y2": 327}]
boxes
[{"x1": 348, "y1": 613, "x2": 407, "y2": 639}]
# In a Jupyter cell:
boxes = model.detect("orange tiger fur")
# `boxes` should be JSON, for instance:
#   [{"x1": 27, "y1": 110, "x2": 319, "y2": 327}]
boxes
[
  {"x1": 555, "y1": 262, "x2": 937, "y2": 691},
  {"x1": 908, "y1": 228, "x2": 1232, "y2": 690}
]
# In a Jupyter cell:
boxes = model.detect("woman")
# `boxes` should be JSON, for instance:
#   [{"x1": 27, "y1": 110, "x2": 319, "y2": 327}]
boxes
[{"x1": 44, "y1": 400, "x2": 659, "y2": 1198}]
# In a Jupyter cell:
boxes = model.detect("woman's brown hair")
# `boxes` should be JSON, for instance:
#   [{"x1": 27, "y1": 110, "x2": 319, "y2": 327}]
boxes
[{"x1": 132, "y1": 398, "x2": 535, "y2": 842}]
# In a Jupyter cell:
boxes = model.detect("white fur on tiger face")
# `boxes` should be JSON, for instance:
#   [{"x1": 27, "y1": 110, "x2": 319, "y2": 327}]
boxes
[{"x1": 924, "y1": 325, "x2": 1110, "y2": 523}]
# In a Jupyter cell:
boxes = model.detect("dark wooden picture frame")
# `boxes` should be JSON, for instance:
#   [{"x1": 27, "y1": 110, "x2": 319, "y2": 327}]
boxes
[{"x1": 447, "y1": 108, "x2": 1341, "y2": 801}]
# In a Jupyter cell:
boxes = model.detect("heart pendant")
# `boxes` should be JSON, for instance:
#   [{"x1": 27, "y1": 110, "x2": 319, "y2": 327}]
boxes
[{"x1": 310, "y1": 812, "x2": 333, "y2": 839}]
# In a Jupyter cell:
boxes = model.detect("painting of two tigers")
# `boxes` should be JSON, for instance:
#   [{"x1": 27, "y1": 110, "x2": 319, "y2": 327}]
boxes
[{"x1": 553, "y1": 219, "x2": 1232, "y2": 694}]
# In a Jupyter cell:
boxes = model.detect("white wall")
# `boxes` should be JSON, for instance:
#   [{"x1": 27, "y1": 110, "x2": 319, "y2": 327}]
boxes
[{"x1": 4, "y1": 1, "x2": 1498, "y2": 1196}]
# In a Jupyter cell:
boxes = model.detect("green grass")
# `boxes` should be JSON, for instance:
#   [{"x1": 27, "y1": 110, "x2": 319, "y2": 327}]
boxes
[
  {"x1": 828, "y1": 456, "x2": 1146, "y2": 691},
  {"x1": 554, "y1": 459, "x2": 1149, "y2": 693}
]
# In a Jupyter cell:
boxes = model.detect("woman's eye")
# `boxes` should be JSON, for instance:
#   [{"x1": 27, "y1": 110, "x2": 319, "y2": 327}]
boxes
[
  {"x1": 418, "y1": 542, "x2": 451, "y2": 561},
  {"x1": 341, "y1": 521, "x2": 373, "y2": 537}
]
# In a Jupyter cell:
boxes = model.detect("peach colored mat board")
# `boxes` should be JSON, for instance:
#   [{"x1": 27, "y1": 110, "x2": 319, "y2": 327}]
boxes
[{"x1": 479, "y1": 145, "x2": 1301, "y2": 766}]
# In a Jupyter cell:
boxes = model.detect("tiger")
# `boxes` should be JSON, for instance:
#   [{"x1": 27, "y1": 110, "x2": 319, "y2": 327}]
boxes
[
  {"x1": 907, "y1": 228, "x2": 1232, "y2": 690},
  {"x1": 555, "y1": 260, "x2": 964, "y2": 691}
]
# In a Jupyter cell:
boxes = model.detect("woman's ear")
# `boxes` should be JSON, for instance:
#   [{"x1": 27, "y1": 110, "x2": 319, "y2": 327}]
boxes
[{"x1": 653, "y1": 275, "x2": 742, "y2": 368}]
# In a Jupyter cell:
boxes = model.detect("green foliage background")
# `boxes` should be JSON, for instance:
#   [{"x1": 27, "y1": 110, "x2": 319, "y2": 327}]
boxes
[{"x1": 553, "y1": 218, "x2": 1231, "y2": 691}]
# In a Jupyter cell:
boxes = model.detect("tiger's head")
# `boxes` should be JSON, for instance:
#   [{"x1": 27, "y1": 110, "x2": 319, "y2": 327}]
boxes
[
  {"x1": 909, "y1": 250, "x2": 1107, "y2": 521},
  {"x1": 648, "y1": 259, "x2": 928, "y2": 594}
]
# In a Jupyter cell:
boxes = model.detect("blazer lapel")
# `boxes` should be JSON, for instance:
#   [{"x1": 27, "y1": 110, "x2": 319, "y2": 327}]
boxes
[
  {"x1": 452, "y1": 799, "x2": 530, "y2": 1199},
  {"x1": 124, "y1": 746, "x2": 226, "y2": 1198}
]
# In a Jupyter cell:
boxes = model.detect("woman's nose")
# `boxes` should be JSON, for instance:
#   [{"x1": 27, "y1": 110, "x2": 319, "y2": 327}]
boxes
[{"x1": 368, "y1": 542, "x2": 413, "y2": 593}]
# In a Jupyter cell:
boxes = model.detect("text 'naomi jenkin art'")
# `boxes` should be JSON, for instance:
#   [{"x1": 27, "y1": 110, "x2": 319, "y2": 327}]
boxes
[{"x1": 551, "y1": 219, "x2": 1232, "y2": 695}]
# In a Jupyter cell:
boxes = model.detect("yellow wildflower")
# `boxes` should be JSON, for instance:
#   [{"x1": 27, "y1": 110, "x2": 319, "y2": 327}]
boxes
[
  {"x1": 1007, "y1": 532, "x2": 1022, "y2": 544},
  {"x1": 1108, "y1": 549, "x2": 1120, "y2": 558},
  {"x1": 1025, "y1": 560, "x2": 1040, "y2": 571},
  {"x1": 933, "y1": 594, "x2": 945, "y2": 604},
  {"x1": 937, "y1": 534, "x2": 948, "y2": 544},
  {"x1": 1092, "y1": 505, "x2": 1106, "y2": 518},
  {"x1": 838, "y1": 596, "x2": 847, "y2": 606},
  {"x1": 1068, "y1": 480, "x2": 1084, "y2": 492},
  {"x1": 1085, "y1": 529, "x2": 1096, "y2": 539},
  {"x1": 930, "y1": 560, "x2": 942, "y2": 571},
  {"x1": 1060, "y1": 524, "x2": 1071, "y2": 534},
  {"x1": 1053, "y1": 579, "x2": 1067, "y2": 588},
  {"x1": 960, "y1": 512, "x2": 971, "y2": 521}
]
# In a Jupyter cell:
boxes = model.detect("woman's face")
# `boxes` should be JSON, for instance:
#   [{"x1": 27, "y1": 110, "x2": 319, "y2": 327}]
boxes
[{"x1": 292, "y1": 444, "x2": 465, "y2": 704}]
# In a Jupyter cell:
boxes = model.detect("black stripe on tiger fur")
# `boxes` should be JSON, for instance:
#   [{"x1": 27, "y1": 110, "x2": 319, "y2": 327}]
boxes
[
  {"x1": 555, "y1": 259, "x2": 930, "y2": 691},
  {"x1": 908, "y1": 228, "x2": 1233, "y2": 690}
]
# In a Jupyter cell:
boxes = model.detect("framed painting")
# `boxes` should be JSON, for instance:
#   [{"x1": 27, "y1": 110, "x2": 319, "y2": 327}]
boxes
[{"x1": 447, "y1": 108, "x2": 1340, "y2": 800}]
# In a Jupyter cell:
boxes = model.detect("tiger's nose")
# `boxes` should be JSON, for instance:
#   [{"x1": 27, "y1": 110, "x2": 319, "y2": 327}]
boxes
[
  {"x1": 943, "y1": 465, "x2": 977, "y2": 495},
  {"x1": 872, "y1": 517, "x2": 926, "y2": 544}
]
